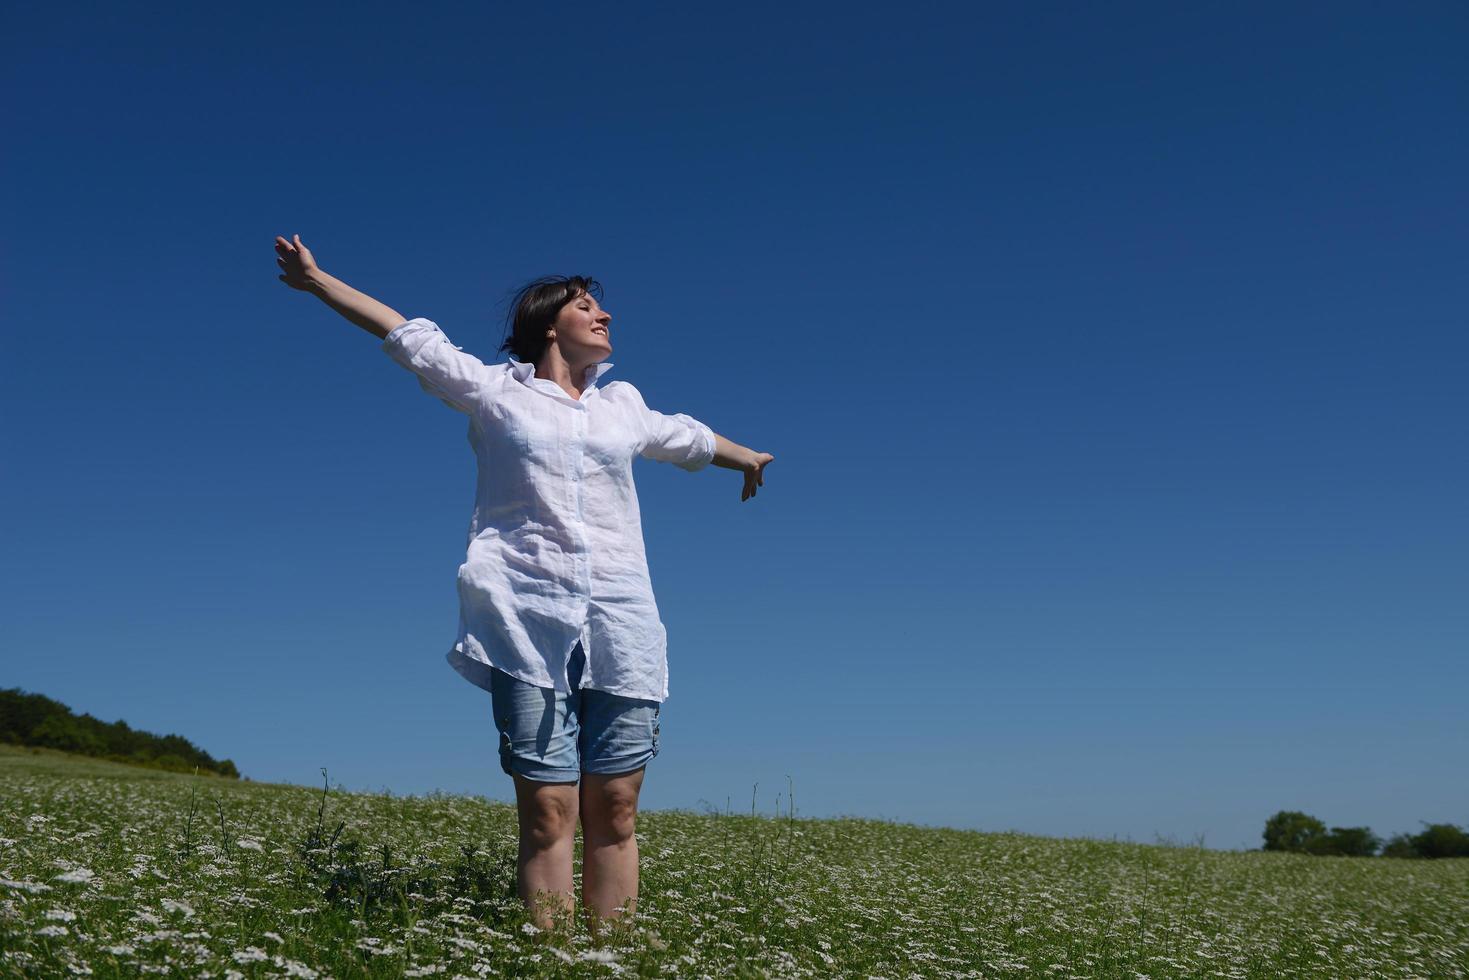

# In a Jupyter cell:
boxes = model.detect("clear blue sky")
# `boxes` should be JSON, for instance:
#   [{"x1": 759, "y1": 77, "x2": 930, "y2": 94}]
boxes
[{"x1": 3, "y1": 3, "x2": 1465, "y2": 852}]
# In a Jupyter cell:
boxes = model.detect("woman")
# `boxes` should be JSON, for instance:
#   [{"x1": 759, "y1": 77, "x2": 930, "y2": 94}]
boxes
[{"x1": 273, "y1": 234, "x2": 774, "y2": 936}]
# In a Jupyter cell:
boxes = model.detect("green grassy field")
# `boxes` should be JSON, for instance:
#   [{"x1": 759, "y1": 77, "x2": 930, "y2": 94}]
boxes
[{"x1": 1, "y1": 745, "x2": 1465, "y2": 978}]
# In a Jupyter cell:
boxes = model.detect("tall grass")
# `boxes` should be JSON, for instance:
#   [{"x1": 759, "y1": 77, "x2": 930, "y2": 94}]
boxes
[{"x1": 2, "y1": 745, "x2": 1466, "y2": 977}]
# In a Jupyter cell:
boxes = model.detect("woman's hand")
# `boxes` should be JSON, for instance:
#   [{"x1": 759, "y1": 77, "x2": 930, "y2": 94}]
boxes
[
  {"x1": 271, "y1": 235, "x2": 405, "y2": 338},
  {"x1": 742, "y1": 452, "x2": 774, "y2": 502},
  {"x1": 275, "y1": 234, "x2": 322, "y2": 291}
]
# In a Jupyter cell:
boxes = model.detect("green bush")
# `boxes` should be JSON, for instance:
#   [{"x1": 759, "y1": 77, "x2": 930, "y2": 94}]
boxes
[
  {"x1": 30, "y1": 714, "x2": 104, "y2": 755},
  {"x1": 1262, "y1": 810, "x2": 1326, "y2": 853},
  {"x1": 1380, "y1": 833, "x2": 1418, "y2": 858},
  {"x1": 1304, "y1": 826, "x2": 1381, "y2": 857},
  {"x1": 1409, "y1": 823, "x2": 1469, "y2": 859},
  {"x1": 1266, "y1": 811, "x2": 1469, "y2": 859}
]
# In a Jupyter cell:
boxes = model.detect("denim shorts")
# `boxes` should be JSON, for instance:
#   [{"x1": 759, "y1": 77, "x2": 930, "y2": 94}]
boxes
[{"x1": 489, "y1": 641, "x2": 661, "y2": 783}]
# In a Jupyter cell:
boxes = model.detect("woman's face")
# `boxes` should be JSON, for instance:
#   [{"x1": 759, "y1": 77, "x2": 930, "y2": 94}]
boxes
[{"x1": 552, "y1": 290, "x2": 612, "y2": 358}]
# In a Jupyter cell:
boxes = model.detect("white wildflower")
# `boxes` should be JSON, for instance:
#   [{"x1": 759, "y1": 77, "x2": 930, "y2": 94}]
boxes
[
  {"x1": 161, "y1": 898, "x2": 195, "y2": 918},
  {"x1": 236, "y1": 838, "x2": 264, "y2": 852},
  {"x1": 53, "y1": 868, "x2": 95, "y2": 884},
  {"x1": 271, "y1": 955, "x2": 319, "y2": 978},
  {"x1": 232, "y1": 947, "x2": 269, "y2": 963},
  {"x1": 1, "y1": 879, "x2": 51, "y2": 894},
  {"x1": 36, "y1": 924, "x2": 69, "y2": 937},
  {"x1": 356, "y1": 940, "x2": 398, "y2": 956},
  {"x1": 45, "y1": 909, "x2": 77, "y2": 921}
]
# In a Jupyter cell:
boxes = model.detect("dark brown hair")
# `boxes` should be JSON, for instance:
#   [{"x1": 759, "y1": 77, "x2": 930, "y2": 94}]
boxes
[{"x1": 498, "y1": 275, "x2": 603, "y2": 365}]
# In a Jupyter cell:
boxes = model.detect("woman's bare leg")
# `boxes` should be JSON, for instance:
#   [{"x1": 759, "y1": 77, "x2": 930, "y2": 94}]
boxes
[
  {"x1": 512, "y1": 773, "x2": 580, "y2": 932},
  {"x1": 579, "y1": 767, "x2": 645, "y2": 933}
]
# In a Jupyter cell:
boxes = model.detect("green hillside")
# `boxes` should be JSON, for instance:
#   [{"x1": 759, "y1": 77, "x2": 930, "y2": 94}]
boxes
[
  {"x1": 0, "y1": 688, "x2": 239, "y2": 779},
  {"x1": 1, "y1": 745, "x2": 1465, "y2": 978}
]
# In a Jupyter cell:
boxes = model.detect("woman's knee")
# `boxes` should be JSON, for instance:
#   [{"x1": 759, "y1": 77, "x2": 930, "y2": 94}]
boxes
[
  {"x1": 581, "y1": 772, "x2": 642, "y2": 845},
  {"x1": 515, "y1": 776, "x2": 579, "y2": 851}
]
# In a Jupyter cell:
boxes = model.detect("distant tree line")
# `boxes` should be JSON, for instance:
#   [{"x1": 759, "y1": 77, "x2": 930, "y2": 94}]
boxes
[
  {"x1": 0, "y1": 687, "x2": 239, "y2": 779},
  {"x1": 1263, "y1": 810, "x2": 1469, "y2": 858}
]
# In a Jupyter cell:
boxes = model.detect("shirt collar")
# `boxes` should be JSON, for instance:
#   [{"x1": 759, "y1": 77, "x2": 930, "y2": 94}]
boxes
[{"x1": 507, "y1": 358, "x2": 614, "y2": 392}]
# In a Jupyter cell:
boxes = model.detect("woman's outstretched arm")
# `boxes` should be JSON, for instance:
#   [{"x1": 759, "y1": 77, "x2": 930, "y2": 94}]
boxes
[
  {"x1": 275, "y1": 234, "x2": 404, "y2": 339},
  {"x1": 711, "y1": 432, "x2": 775, "y2": 502}
]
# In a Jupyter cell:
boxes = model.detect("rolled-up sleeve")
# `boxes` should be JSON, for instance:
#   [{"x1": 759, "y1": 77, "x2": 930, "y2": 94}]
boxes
[
  {"x1": 381, "y1": 318, "x2": 495, "y2": 415},
  {"x1": 625, "y1": 383, "x2": 716, "y2": 472}
]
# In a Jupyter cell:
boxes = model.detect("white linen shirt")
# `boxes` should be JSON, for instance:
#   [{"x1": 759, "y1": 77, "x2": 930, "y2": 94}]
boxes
[{"x1": 381, "y1": 317, "x2": 715, "y2": 702}]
